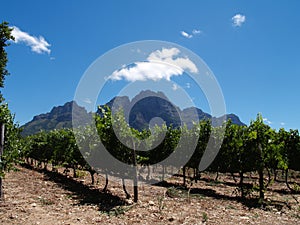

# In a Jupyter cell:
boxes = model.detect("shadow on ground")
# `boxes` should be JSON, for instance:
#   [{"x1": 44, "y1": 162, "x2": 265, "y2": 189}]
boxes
[
  {"x1": 156, "y1": 180, "x2": 294, "y2": 210},
  {"x1": 21, "y1": 164, "x2": 127, "y2": 212}
]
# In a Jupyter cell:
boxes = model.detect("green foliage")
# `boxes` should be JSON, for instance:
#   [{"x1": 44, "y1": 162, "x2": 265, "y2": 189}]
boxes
[
  {"x1": 0, "y1": 103, "x2": 21, "y2": 177},
  {"x1": 186, "y1": 120, "x2": 210, "y2": 170},
  {"x1": 23, "y1": 128, "x2": 86, "y2": 172},
  {"x1": 0, "y1": 22, "x2": 20, "y2": 178},
  {"x1": 20, "y1": 108, "x2": 300, "y2": 203},
  {"x1": 202, "y1": 212, "x2": 208, "y2": 222},
  {"x1": 281, "y1": 129, "x2": 300, "y2": 171},
  {"x1": 0, "y1": 21, "x2": 14, "y2": 89}
]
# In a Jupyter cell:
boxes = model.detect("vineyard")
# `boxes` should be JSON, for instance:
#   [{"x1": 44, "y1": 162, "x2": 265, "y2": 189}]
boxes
[
  {"x1": 1, "y1": 21, "x2": 300, "y2": 224},
  {"x1": 1, "y1": 108, "x2": 300, "y2": 224},
  {"x1": 12, "y1": 107, "x2": 300, "y2": 205}
]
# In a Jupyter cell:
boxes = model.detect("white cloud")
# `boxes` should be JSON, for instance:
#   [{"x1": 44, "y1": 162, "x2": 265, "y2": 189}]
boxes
[
  {"x1": 172, "y1": 83, "x2": 179, "y2": 91},
  {"x1": 192, "y1": 29, "x2": 202, "y2": 35},
  {"x1": 148, "y1": 48, "x2": 180, "y2": 61},
  {"x1": 180, "y1": 29, "x2": 202, "y2": 39},
  {"x1": 108, "y1": 61, "x2": 182, "y2": 82},
  {"x1": 180, "y1": 31, "x2": 192, "y2": 39},
  {"x1": 280, "y1": 122, "x2": 286, "y2": 126},
  {"x1": 263, "y1": 118, "x2": 272, "y2": 125},
  {"x1": 232, "y1": 14, "x2": 246, "y2": 27},
  {"x1": 107, "y1": 47, "x2": 198, "y2": 82},
  {"x1": 148, "y1": 48, "x2": 198, "y2": 73},
  {"x1": 11, "y1": 26, "x2": 51, "y2": 54}
]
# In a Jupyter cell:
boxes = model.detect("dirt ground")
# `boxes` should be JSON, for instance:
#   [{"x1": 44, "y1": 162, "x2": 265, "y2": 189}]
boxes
[{"x1": 0, "y1": 165, "x2": 300, "y2": 225}]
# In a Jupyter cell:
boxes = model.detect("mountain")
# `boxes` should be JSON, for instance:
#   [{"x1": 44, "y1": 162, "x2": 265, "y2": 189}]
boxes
[
  {"x1": 21, "y1": 101, "x2": 92, "y2": 136},
  {"x1": 181, "y1": 107, "x2": 212, "y2": 128},
  {"x1": 129, "y1": 91, "x2": 181, "y2": 130},
  {"x1": 22, "y1": 90, "x2": 245, "y2": 135},
  {"x1": 98, "y1": 90, "x2": 245, "y2": 130}
]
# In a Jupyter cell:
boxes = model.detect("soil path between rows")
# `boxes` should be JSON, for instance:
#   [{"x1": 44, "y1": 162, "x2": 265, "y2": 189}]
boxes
[{"x1": 0, "y1": 165, "x2": 299, "y2": 224}]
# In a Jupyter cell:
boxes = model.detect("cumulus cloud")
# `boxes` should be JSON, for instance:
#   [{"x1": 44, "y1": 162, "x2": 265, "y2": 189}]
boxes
[
  {"x1": 181, "y1": 31, "x2": 193, "y2": 39},
  {"x1": 107, "y1": 47, "x2": 198, "y2": 82},
  {"x1": 180, "y1": 29, "x2": 202, "y2": 39},
  {"x1": 11, "y1": 26, "x2": 51, "y2": 54},
  {"x1": 108, "y1": 62, "x2": 182, "y2": 82},
  {"x1": 232, "y1": 14, "x2": 246, "y2": 27}
]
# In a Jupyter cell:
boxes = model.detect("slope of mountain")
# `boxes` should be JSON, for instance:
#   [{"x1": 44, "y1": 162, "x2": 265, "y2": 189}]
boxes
[
  {"x1": 181, "y1": 107, "x2": 212, "y2": 128},
  {"x1": 99, "y1": 90, "x2": 245, "y2": 130},
  {"x1": 22, "y1": 90, "x2": 245, "y2": 135},
  {"x1": 21, "y1": 101, "x2": 91, "y2": 136},
  {"x1": 129, "y1": 94, "x2": 181, "y2": 130}
]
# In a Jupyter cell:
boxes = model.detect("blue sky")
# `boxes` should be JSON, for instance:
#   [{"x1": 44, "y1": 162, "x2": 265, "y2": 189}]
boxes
[{"x1": 1, "y1": 1, "x2": 300, "y2": 130}]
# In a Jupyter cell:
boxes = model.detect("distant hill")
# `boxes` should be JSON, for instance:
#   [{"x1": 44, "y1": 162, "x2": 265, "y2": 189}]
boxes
[
  {"x1": 21, "y1": 101, "x2": 92, "y2": 136},
  {"x1": 22, "y1": 90, "x2": 245, "y2": 135}
]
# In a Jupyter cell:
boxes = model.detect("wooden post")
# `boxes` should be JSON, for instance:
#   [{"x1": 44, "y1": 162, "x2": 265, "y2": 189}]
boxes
[
  {"x1": 132, "y1": 138, "x2": 138, "y2": 203},
  {"x1": 258, "y1": 143, "x2": 264, "y2": 204},
  {"x1": 0, "y1": 123, "x2": 5, "y2": 200}
]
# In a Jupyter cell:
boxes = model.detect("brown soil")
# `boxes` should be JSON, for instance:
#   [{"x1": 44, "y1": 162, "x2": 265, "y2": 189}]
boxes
[{"x1": 0, "y1": 165, "x2": 300, "y2": 225}]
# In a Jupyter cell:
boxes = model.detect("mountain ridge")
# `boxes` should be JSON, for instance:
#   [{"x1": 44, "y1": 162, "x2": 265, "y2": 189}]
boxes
[{"x1": 21, "y1": 90, "x2": 245, "y2": 135}]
